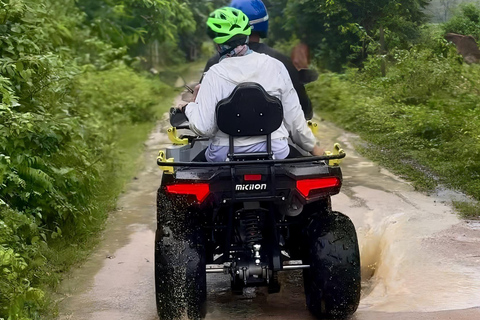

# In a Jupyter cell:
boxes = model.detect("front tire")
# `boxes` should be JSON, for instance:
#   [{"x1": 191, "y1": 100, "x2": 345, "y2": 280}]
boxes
[{"x1": 303, "y1": 211, "x2": 361, "y2": 319}]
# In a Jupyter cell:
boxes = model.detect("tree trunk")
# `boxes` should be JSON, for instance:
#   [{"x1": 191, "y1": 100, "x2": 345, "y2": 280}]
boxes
[{"x1": 379, "y1": 24, "x2": 386, "y2": 77}]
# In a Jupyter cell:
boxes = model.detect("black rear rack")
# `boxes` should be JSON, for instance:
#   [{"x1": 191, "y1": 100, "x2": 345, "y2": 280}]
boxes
[{"x1": 157, "y1": 153, "x2": 345, "y2": 167}]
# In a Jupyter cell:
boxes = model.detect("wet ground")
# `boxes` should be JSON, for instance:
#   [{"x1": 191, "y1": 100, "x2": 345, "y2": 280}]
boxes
[{"x1": 57, "y1": 101, "x2": 480, "y2": 319}]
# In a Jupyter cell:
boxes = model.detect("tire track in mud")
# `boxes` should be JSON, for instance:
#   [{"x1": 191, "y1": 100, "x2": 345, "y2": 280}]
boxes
[{"x1": 57, "y1": 109, "x2": 480, "y2": 319}]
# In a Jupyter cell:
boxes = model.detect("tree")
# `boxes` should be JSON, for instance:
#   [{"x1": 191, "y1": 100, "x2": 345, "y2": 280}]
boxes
[
  {"x1": 263, "y1": 0, "x2": 294, "y2": 47},
  {"x1": 78, "y1": 0, "x2": 194, "y2": 46},
  {"x1": 443, "y1": 2, "x2": 480, "y2": 39},
  {"x1": 280, "y1": 0, "x2": 431, "y2": 71},
  {"x1": 440, "y1": 0, "x2": 459, "y2": 21},
  {"x1": 76, "y1": 0, "x2": 195, "y2": 66},
  {"x1": 177, "y1": 0, "x2": 230, "y2": 61}
]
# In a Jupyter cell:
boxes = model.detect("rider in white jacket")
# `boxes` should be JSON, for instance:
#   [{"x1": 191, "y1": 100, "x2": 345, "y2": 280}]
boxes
[{"x1": 184, "y1": 7, "x2": 322, "y2": 162}]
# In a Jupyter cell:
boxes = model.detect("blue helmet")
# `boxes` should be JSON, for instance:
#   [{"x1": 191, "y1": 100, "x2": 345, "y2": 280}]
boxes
[{"x1": 229, "y1": 0, "x2": 269, "y2": 38}]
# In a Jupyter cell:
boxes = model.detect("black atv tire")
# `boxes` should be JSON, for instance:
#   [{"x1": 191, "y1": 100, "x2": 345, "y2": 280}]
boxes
[
  {"x1": 155, "y1": 194, "x2": 206, "y2": 320},
  {"x1": 303, "y1": 211, "x2": 361, "y2": 319}
]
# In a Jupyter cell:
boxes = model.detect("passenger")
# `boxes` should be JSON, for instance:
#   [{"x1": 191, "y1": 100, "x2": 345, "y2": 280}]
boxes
[
  {"x1": 203, "y1": 0, "x2": 313, "y2": 120},
  {"x1": 182, "y1": 7, "x2": 323, "y2": 162}
]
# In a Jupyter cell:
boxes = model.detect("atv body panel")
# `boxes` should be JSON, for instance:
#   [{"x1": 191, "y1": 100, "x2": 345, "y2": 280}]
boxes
[{"x1": 155, "y1": 83, "x2": 360, "y2": 320}]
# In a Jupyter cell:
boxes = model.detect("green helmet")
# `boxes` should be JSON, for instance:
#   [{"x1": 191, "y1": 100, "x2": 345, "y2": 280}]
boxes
[{"x1": 207, "y1": 7, "x2": 251, "y2": 45}]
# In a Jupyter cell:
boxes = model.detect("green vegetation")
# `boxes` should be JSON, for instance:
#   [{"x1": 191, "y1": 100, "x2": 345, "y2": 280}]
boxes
[
  {"x1": 309, "y1": 46, "x2": 480, "y2": 194},
  {"x1": 268, "y1": 0, "x2": 430, "y2": 71},
  {"x1": 306, "y1": 27, "x2": 480, "y2": 217},
  {"x1": 427, "y1": 0, "x2": 478, "y2": 23},
  {"x1": 453, "y1": 200, "x2": 480, "y2": 218},
  {"x1": 0, "y1": 0, "x2": 205, "y2": 318},
  {"x1": 2, "y1": 0, "x2": 480, "y2": 317},
  {"x1": 266, "y1": 0, "x2": 480, "y2": 217},
  {"x1": 443, "y1": 2, "x2": 480, "y2": 38}
]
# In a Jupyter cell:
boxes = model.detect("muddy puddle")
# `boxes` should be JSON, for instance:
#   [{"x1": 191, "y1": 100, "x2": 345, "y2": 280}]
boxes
[{"x1": 57, "y1": 102, "x2": 480, "y2": 319}]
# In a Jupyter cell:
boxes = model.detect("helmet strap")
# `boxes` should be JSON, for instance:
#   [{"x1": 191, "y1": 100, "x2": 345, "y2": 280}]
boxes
[{"x1": 218, "y1": 36, "x2": 250, "y2": 57}]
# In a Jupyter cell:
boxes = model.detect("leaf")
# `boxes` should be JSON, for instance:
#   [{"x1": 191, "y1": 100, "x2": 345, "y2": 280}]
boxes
[{"x1": 16, "y1": 62, "x2": 24, "y2": 72}]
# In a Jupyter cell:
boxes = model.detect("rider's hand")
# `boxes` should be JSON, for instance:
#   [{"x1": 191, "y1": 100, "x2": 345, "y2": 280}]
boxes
[
  {"x1": 192, "y1": 84, "x2": 201, "y2": 102},
  {"x1": 176, "y1": 103, "x2": 187, "y2": 110},
  {"x1": 311, "y1": 144, "x2": 325, "y2": 156}
]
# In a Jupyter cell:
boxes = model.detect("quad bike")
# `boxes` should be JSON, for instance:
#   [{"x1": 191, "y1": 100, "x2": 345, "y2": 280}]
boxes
[{"x1": 155, "y1": 82, "x2": 361, "y2": 320}]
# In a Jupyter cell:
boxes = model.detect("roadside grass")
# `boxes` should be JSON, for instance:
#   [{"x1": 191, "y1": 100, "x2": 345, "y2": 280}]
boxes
[
  {"x1": 39, "y1": 67, "x2": 193, "y2": 315},
  {"x1": 45, "y1": 89, "x2": 176, "y2": 291},
  {"x1": 309, "y1": 49, "x2": 480, "y2": 218},
  {"x1": 453, "y1": 201, "x2": 480, "y2": 219},
  {"x1": 19, "y1": 77, "x2": 177, "y2": 319},
  {"x1": 35, "y1": 101, "x2": 175, "y2": 319},
  {"x1": 353, "y1": 143, "x2": 438, "y2": 193}
]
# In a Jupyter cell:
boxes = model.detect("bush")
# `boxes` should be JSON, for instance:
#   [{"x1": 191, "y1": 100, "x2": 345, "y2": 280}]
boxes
[
  {"x1": 0, "y1": 1, "x2": 175, "y2": 318},
  {"x1": 310, "y1": 47, "x2": 480, "y2": 199},
  {"x1": 443, "y1": 3, "x2": 480, "y2": 39},
  {"x1": 0, "y1": 207, "x2": 46, "y2": 320}
]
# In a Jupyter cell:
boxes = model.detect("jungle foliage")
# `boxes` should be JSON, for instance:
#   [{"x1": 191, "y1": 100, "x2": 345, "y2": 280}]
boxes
[
  {"x1": 0, "y1": 0, "x2": 190, "y2": 318},
  {"x1": 266, "y1": 0, "x2": 480, "y2": 211},
  {"x1": 307, "y1": 21, "x2": 480, "y2": 207},
  {"x1": 76, "y1": 0, "x2": 229, "y2": 65},
  {"x1": 443, "y1": 2, "x2": 480, "y2": 38},
  {"x1": 267, "y1": 0, "x2": 431, "y2": 70},
  {"x1": 3, "y1": 0, "x2": 480, "y2": 318}
]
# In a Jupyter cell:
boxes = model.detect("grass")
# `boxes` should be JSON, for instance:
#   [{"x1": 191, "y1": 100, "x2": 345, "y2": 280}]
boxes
[
  {"x1": 35, "y1": 84, "x2": 177, "y2": 319},
  {"x1": 453, "y1": 201, "x2": 480, "y2": 219},
  {"x1": 353, "y1": 143, "x2": 439, "y2": 192},
  {"x1": 308, "y1": 54, "x2": 480, "y2": 218},
  {"x1": 316, "y1": 104, "x2": 480, "y2": 219}
]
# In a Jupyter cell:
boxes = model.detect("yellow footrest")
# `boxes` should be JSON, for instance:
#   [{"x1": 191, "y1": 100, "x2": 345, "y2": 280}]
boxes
[
  {"x1": 324, "y1": 143, "x2": 345, "y2": 166},
  {"x1": 157, "y1": 150, "x2": 174, "y2": 173}
]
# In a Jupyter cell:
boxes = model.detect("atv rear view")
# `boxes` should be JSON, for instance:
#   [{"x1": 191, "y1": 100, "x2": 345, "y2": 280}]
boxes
[{"x1": 156, "y1": 83, "x2": 361, "y2": 319}]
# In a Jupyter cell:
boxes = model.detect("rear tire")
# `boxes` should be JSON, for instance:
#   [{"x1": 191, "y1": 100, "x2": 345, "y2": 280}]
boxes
[
  {"x1": 155, "y1": 194, "x2": 206, "y2": 320},
  {"x1": 303, "y1": 211, "x2": 361, "y2": 319}
]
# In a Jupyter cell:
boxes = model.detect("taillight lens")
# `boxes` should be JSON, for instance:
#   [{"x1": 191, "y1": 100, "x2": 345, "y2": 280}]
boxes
[
  {"x1": 166, "y1": 183, "x2": 210, "y2": 203},
  {"x1": 244, "y1": 174, "x2": 262, "y2": 181},
  {"x1": 296, "y1": 177, "x2": 340, "y2": 198}
]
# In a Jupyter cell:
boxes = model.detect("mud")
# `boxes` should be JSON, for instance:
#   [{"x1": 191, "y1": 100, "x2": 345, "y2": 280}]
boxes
[{"x1": 57, "y1": 108, "x2": 480, "y2": 319}]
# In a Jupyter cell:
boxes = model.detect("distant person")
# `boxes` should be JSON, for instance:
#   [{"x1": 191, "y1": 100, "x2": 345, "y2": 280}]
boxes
[
  {"x1": 203, "y1": 0, "x2": 313, "y2": 120},
  {"x1": 184, "y1": 7, "x2": 322, "y2": 162}
]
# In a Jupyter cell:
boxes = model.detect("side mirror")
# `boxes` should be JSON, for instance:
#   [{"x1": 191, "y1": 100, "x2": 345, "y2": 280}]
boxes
[
  {"x1": 298, "y1": 69, "x2": 319, "y2": 84},
  {"x1": 169, "y1": 107, "x2": 189, "y2": 127}
]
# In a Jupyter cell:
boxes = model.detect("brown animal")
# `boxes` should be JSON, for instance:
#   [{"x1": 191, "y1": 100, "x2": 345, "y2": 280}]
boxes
[
  {"x1": 445, "y1": 33, "x2": 480, "y2": 64},
  {"x1": 291, "y1": 42, "x2": 311, "y2": 71}
]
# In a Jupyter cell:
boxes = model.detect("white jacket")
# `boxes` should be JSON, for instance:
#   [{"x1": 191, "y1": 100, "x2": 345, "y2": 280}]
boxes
[{"x1": 185, "y1": 52, "x2": 315, "y2": 152}]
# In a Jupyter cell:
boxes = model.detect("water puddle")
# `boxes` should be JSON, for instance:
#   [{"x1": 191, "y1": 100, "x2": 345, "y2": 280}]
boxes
[
  {"x1": 320, "y1": 121, "x2": 480, "y2": 313},
  {"x1": 57, "y1": 110, "x2": 480, "y2": 319},
  {"x1": 204, "y1": 120, "x2": 480, "y2": 318}
]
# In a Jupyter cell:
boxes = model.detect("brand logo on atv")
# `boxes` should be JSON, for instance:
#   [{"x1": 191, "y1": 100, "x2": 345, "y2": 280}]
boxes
[{"x1": 235, "y1": 184, "x2": 267, "y2": 191}]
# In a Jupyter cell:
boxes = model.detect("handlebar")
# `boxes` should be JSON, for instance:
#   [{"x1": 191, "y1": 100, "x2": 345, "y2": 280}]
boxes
[{"x1": 157, "y1": 153, "x2": 345, "y2": 167}]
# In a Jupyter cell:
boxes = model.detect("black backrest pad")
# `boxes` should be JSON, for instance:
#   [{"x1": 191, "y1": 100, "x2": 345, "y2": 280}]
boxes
[{"x1": 216, "y1": 83, "x2": 283, "y2": 137}]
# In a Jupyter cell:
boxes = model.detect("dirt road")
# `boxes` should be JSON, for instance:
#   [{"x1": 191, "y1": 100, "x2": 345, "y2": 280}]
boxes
[{"x1": 57, "y1": 112, "x2": 480, "y2": 320}]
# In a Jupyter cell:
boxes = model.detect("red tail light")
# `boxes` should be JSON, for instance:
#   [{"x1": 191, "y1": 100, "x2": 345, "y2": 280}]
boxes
[
  {"x1": 296, "y1": 177, "x2": 341, "y2": 198},
  {"x1": 244, "y1": 174, "x2": 262, "y2": 181},
  {"x1": 166, "y1": 183, "x2": 210, "y2": 203}
]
